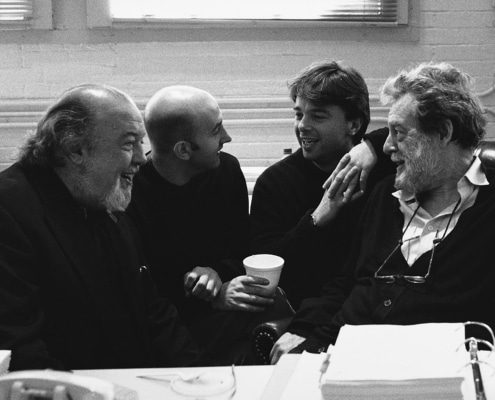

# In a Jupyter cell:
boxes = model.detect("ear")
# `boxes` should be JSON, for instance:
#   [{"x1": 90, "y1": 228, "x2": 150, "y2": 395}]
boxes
[
  {"x1": 173, "y1": 140, "x2": 192, "y2": 161},
  {"x1": 64, "y1": 142, "x2": 86, "y2": 165},
  {"x1": 347, "y1": 118, "x2": 363, "y2": 138},
  {"x1": 438, "y1": 119, "x2": 454, "y2": 146}
]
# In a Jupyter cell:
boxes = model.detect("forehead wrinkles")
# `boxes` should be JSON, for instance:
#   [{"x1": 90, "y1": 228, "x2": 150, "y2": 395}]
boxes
[
  {"x1": 93, "y1": 109, "x2": 144, "y2": 145},
  {"x1": 397, "y1": 92, "x2": 417, "y2": 111}
]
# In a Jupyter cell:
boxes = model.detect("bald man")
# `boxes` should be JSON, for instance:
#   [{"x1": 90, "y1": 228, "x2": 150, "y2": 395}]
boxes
[{"x1": 127, "y1": 86, "x2": 292, "y2": 365}]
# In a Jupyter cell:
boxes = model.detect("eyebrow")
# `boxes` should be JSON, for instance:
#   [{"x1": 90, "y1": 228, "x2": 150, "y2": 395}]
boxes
[
  {"x1": 388, "y1": 116, "x2": 404, "y2": 127},
  {"x1": 293, "y1": 106, "x2": 330, "y2": 113},
  {"x1": 122, "y1": 131, "x2": 145, "y2": 141},
  {"x1": 389, "y1": 123, "x2": 412, "y2": 136}
]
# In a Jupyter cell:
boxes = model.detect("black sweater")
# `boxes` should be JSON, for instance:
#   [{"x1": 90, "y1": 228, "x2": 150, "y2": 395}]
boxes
[
  {"x1": 289, "y1": 175, "x2": 495, "y2": 352},
  {"x1": 127, "y1": 152, "x2": 249, "y2": 319},
  {"x1": 249, "y1": 127, "x2": 394, "y2": 309}
]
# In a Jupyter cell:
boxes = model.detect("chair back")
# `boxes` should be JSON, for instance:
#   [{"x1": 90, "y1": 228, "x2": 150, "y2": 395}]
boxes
[{"x1": 479, "y1": 138, "x2": 495, "y2": 169}]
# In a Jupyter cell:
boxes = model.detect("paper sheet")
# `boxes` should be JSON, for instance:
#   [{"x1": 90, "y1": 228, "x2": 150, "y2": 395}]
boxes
[
  {"x1": 0, "y1": 351, "x2": 10, "y2": 375},
  {"x1": 279, "y1": 351, "x2": 328, "y2": 400}
]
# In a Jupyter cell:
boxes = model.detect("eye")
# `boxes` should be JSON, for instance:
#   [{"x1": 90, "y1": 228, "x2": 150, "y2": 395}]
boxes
[
  {"x1": 390, "y1": 125, "x2": 403, "y2": 135},
  {"x1": 313, "y1": 112, "x2": 328, "y2": 120},
  {"x1": 294, "y1": 113, "x2": 303, "y2": 120},
  {"x1": 123, "y1": 140, "x2": 135, "y2": 150},
  {"x1": 212, "y1": 123, "x2": 223, "y2": 136}
]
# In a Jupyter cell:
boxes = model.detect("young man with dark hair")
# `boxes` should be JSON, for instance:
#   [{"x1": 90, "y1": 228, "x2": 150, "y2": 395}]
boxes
[{"x1": 250, "y1": 60, "x2": 392, "y2": 309}]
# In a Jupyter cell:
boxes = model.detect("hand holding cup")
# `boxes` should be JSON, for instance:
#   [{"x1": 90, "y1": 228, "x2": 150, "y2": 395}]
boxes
[{"x1": 243, "y1": 254, "x2": 284, "y2": 296}]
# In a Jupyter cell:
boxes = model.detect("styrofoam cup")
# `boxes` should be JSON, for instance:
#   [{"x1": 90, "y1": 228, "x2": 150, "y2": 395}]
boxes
[{"x1": 243, "y1": 254, "x2": 284, "y2": 294}]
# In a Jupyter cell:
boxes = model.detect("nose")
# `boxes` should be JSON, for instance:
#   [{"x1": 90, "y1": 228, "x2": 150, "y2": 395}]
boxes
[
  {"x1": 383, "y1": 130, "x2": 396, "y2": 156},
  {"x1": 133, "y1": 140, "x2": 147, "y2": 166},
  {"x1": 221, "y1": 127, "x2": 232, "y2": 144},
  {"x1": 297, "y1": 115, "x2": 310, "y2": 133}
]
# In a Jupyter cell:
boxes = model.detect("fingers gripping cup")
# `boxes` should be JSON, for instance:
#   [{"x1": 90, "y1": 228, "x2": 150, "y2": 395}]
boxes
[{"x1": 243, "y1": 254, "x2": 284, "y2": 295}]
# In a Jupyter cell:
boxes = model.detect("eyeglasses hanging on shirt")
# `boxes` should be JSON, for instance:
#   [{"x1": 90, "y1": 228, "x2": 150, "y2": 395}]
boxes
[{"x1": 374, "y1": 197, "x2": 462, "y2": 284}]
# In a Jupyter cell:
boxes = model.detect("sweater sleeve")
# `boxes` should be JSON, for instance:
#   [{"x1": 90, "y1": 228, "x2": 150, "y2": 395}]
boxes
[
  {"x1": 205, "y1": 155, "x2": 249, "y2": 282},
  {"x1": 363, "y1": 127, "x2": 396, "y2": 182},
  {"x1": 363, "y1": 127, "x2": 388, "y2": 156},
  {"x1": 249, "y1": 153, "x2": 370, "y2": 308},
  {"x1": 284, "y1": 184, "x2": 377, "y2": 350},
  {"x1": 249, "y1": 165, "x2": 321, "y2": 257}
]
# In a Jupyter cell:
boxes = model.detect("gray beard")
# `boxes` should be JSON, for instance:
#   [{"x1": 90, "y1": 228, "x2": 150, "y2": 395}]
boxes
[
  {"x1": 103, "y1": 179, "x2": 132, "y2": 212},
  {"x1": 394, "y1": 137, "x2": 441, "y2": 195},
  {"x1": 394, "y1": 162, "x2": 437, "y2": 194},
  {"x1": 71, "y1": 175, "x2": 131, "y2": 212}
]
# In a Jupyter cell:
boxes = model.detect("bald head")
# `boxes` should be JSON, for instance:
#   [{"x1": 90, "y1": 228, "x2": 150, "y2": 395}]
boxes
[{"x1": 144, "y1": 85, "x2": 220, "y2": 153}]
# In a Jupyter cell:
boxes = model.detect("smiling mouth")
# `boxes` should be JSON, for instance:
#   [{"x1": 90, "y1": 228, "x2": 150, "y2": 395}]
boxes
[
  {"x1": 301, "y1": 138, "x2": 318, "y2": 146},
  {"x1": 391, "y1": 155, "x2": 404, "y2": 166},
  {"x1": 394, "y1": 160, "x2": 406, "y2": 173},
  {"x1": 121, "y1": 173, "x2": 134, "y2": 185}
]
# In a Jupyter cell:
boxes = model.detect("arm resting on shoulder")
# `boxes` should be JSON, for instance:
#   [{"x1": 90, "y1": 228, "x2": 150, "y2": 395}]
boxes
[{"x1": 326, "y1": 127, "x2": 394, "y2": 196}]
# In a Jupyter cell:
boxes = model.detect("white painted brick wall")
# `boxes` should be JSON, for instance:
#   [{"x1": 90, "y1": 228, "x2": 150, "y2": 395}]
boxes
[{"x1": 0, "y1": 0, "x2": 493, "y2": 167}]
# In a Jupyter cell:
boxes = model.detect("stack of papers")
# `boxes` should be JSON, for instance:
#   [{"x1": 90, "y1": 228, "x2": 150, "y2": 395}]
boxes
[
  {"x1": 320, "y1": 323, "x2": 468, "y2": 400},
  {"x1": 0, "y1": 351, "x2": 11, "y2": 375}
]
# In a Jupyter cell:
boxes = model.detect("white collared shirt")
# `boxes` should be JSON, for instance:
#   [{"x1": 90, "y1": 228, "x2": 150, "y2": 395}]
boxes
[{"x1": 393, "y1": 156, "x2": 488, "y2": 266}]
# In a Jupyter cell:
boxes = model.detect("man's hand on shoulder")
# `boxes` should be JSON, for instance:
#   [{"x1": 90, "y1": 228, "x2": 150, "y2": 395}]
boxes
[
  {"x1": 183, "y1": 266, "x2": 222, "y2": 301},
  {"x1": 324, "y1": 139, "x2": 378, "y2": 198},
  {"x1": 270, "y1": 332, "x2": 306, "y2": 365},
  {"x1": 311, "y1": 165, "x2": 360, "y2": 227},
  {"x1": 212, "y1": 275, "x2": 275, "y2": 312}
]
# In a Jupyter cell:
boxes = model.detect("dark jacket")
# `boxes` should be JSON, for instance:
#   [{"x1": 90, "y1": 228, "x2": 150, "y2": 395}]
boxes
[{"x1": 0, "y1": 163, "x2": 199, "y2": 370}]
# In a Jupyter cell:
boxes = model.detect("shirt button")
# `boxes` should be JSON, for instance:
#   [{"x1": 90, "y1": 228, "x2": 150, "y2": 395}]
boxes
[
  {"x1": 427, "y1": 226, "x2": 434, "y2": 231},
  {"x1": 384, "y1": 299, "x2": 392, "y2": 307}
]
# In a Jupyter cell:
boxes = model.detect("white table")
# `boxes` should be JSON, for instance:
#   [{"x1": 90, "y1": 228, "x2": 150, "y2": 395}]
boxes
[{"x1": 75, "y1": 364, "x2": 275, "y2": 400}]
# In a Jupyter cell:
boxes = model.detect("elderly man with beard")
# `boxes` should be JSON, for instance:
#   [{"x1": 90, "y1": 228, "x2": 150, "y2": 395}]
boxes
[
  {"x1": 0, "y1": 84, "x2": 201, "y2": 371},
  {"x1": 270, "y1": 62, "x2": 495, "y2": 363}
]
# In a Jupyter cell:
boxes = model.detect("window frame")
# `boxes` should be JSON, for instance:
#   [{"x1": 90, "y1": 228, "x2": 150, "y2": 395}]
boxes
[
  {"x1": 87, "y1": 0, "x2": 409, "y2": 29},
  {"x1": 0, "y1": 0, "x2": 52, "y2": 30}
]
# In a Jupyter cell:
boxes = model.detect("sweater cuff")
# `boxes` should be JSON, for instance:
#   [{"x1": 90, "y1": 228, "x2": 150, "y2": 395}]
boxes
[
  {"x1": 291, "y1": 337, "x2": 327, "y2": 354},
  {"x1": 363, "y1": 127, "x2": 389, "y2": 160},
  {"x1": 304, "y1": 210, "x2": 322, "y2": 231},
  {"x1": 363, "y1": 134, "x2": 382, "y2": 156}
]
